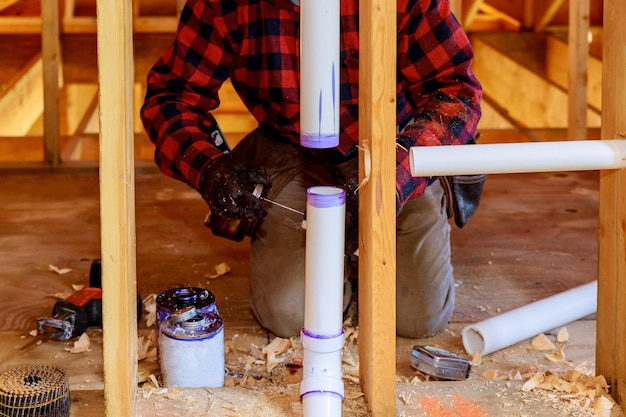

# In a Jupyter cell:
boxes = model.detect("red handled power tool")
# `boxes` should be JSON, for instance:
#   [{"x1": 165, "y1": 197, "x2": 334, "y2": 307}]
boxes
[
  {"x1": 37, "y1": 287, "x2": 103, "y2": 341},
  {"x1": 21, "y1": 259, "x2": 141, "y2": 350}
]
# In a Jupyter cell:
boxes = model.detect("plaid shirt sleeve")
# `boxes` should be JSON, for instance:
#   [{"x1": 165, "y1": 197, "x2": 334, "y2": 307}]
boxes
[
  {"x1": 394, "y1": 0, "x2": 482, "y2": 210},
  {"x1": 140, "y1": 0, "x2": 235, "y2": 190}
]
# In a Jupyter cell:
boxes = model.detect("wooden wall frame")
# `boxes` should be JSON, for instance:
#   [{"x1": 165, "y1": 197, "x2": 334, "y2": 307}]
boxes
[
  {"x1": 96, "y1": 0, "x2": 138, "y2": 415},
  {"x1": 358, "y1": 0, "x2": 397, "y2": 415},
  {"x1": 597, "y1": 0, "x2": 626, "y2": 411},
  {"x1": 92, "y1": 0, "x2": 625, "y2": 415}
]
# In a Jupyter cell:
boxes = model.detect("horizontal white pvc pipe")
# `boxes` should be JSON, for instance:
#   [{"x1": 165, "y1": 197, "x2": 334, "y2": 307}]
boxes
[
  {"x1": 300, "y1": 0, "x2": 340, "y2": 149},
  {"x1": 461, "y1": 281, "x2": 597, "y2": 356},
  {"x1": 300, "y1": 186, "x2": 345, "y2": 417},
  {"x1": 409, "y1": 139, "x2": 626, "y2": 176}
]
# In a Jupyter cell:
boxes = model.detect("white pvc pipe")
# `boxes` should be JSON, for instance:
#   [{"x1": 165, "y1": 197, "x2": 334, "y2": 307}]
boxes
[
  {"x1": 300, "y1": 186, "x2": 345, "y2": 417},
  {"x1": 461, "y1": 280, "x2": 597, "y2": 356},
  {"x1": 409, "y1": 139, "x2": 626, "y2": 176},
  {"x1": 300, "y1": 0, "x2": 340, "y2": 149}
]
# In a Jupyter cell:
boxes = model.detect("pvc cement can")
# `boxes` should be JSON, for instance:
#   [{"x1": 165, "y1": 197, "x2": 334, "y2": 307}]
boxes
[
  {"x1": 158, "y1": 306, "x2": 225, "y2": 388},
  {"x1": 156, "y1": 287, "x2": 218, "y2": 325}
]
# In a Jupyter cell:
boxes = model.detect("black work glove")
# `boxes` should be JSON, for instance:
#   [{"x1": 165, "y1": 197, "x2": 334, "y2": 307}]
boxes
[
  {"x1": 336, "y1": 157, "x2": 359, "y2": 256},
  {"x1": 199, "y1": 153, "x2": 272, "y2": 221}
]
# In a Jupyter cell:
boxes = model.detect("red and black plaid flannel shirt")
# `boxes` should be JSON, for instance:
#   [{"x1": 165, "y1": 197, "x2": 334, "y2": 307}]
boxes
[{"x1": 140, "y1": 0, "x2": 482, "y2": 207}]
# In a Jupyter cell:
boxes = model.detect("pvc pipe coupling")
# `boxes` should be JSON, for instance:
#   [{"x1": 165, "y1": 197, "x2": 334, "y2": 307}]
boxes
[{"x1": 300, "y1": 329, "x2": 345, "y2": 416}]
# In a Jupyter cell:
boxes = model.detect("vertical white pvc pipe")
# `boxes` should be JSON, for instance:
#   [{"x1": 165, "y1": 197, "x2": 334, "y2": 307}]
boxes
[
  {"x1": 300, "y1": 186, "x2": 345, "y2": 417},
  {"x1": 300, "y1": 0, "x2": 340, "y2": 148}
]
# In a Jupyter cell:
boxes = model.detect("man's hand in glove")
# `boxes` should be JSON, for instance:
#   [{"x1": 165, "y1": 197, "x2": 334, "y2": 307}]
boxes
[{"x1": 199, "y1": 153, "x2": 272, "y2": 221}]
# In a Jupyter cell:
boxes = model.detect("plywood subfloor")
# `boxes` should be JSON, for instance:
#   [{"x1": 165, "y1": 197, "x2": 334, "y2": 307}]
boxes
[{"x1": 0, "y1": 161, "x2": 617, "y2": 416}]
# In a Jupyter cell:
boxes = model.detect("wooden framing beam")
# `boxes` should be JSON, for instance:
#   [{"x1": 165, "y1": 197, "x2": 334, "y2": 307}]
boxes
[
  {"x1": 597, "y1": 0, "x2": 626, "y2": 411},
  {"x1": 0, "y1": 0, "x2": 19, "y2": 12},
  {"x1": 96, "y1": 0, "x2": 138, "y2": 415},
  {"x1": 0, "y1": 54, "x2": 43, "y2": 136},
  {"x1": 462, "y1": 0, "x2": 486, "y2": 30},
  {"x1": 567, "y1": 0, "x2": 589, "y2": 140},
  {"x1": 41, "y1": 0, "x2": 61, "y2": 167},
  {"x1": 523, "y1": 0, "x2": 535, "y2": 30},
  {"x1": 535, "y1": 0, "x2": 566, "y2": 32},
  {"x1": 0, "y1": 17, "x2": 174, "y2": 34},
  {"x1": 358, "y1": 0, "x2": 397, "y2": 415}
]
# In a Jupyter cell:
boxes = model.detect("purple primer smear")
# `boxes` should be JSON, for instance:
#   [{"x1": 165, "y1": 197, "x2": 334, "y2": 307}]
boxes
[
  {"x1": 332, "y1": 61, "x2": 337, "y2": 128},
  {"x1": 307, "y1": 186, "x2": 345, "y2": 208},
  {"x1": 300, "y1": 132, "x2": 340, "y2": 148},
  {"x1": 301, "y1": 391, "x2": 344, "y2": 400},
  {"x1": 301, "y1": 327, "x2": 345, "y2": 340}
]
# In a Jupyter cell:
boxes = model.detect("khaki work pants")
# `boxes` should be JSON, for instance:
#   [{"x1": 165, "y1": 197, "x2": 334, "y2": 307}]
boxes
[{"x1": 232, "y1": 129, "x2": 455, "y2": 338}]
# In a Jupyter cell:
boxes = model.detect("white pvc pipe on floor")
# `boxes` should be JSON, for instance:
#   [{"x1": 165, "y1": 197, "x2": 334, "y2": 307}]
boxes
[
  {"x1": 300, "y1": 186, "x2": 345, "y2": 417},
  {"x1": 300, "y1": 0, "x2": 340, "y2": 149},
  {"x1": 461, "y1": 280, "x2": 597, "y2": 356},
  {"x1": 409, "y1": 139, "x2": 626, "y2": 176}
]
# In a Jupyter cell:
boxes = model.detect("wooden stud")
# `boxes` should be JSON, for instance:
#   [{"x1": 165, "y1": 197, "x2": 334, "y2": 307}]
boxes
[
  {"x1": 523, "y1": 0, "x2": 535, "y2": 30},
  {"x1": 535, "y1": 0, "x2": 566, "y2": 32},
  {"x1": 567, "y1": 0, "x2": 589, "y2": 140},
  {"x1": 597, "y1": 0, "x2": 626, "y2": 411},
  {"x1": 41, "y1": 0, "x2": 61, "y2": 167},
  {"x1": 0, "y1": 55, "x2": 43, "y2": 136},
  {"x1": 462, "y1": 0, "x2": 486, "y2": 31},
  {"x1": 63, "y1": 0, "x2": 75, "y2": 21},
  {"x1": 358, "y1": 0, "x2": 397, "y2": 415},
  {"x1": 0, "y1": 0, "x2": 19, "y2": 12},
  {"x1": 96, "y1": 0, "x2": 138, "y2": 415}
]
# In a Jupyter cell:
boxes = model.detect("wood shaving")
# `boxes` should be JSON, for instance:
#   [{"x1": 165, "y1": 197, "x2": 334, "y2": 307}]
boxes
[
  {"x1": 49, "y1": 264, "x2": 72, "y2": 275},
  {"x1": 65, "y1": 333, "x2": 91, "y2": 353},
  {"x1": 592, "y1": 395, "x2": 615, "y2": 417},
  {"x1": 557, "y1": 326, "x2": 569, "y2": 343},
  {"x1": 262, "y1": 337, "x2": 291, "y2": 372},
  {"x1": 472, "y1": 349, "x2": 483, "y2": 365},
  {"x1": 52, "y1": 292, "x2": 71, "y2": 299},
  {"x1": 521, "y1": 371, "x2": 545, "y2": 392},
  {"x1": 206, "y1": 262, "x2": 231, "y2": 279},
  {"x1": 72, "y1": 284, "x2": 85, "y2": 291},
  {"x1": 530, "y1": 333, "x2": 556, "y2": 351},
  {"x1": 545, "y1": 344, "x2": 566, "y2": 363},
  {"x1": 28, "y1": 329, "x2": 38, "y2": 337},
  {"x1": 137, "y1": 331, "x2": 158, "y2": 361},
  {"x1": 483, "y1": 369, "x2": 499, "y2": 381},
  {"x1": 520, "y1": 370, "x2": 614, "y2": 415},
  {"x1": 142, "y1": 293, "x2": 157, "y2": 327}
]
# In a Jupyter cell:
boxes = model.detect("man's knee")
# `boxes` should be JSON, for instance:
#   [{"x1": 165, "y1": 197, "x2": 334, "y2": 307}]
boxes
[{"x1": 396, "y1": 283, "x2": 455, "y2": 338}]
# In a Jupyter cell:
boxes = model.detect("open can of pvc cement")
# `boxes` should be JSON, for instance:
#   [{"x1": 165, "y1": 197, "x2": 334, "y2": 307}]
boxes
[
  {"x1": 156, "y1": 287, "x2": 218, "y2": 325},
  {"x1": 158, "y1": 306, "x2": 225, "y2": 387}
]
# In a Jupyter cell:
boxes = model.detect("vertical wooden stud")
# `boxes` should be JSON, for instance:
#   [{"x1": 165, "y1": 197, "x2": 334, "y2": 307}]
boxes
[
  {"x1": 567, "y1": 0, "x2": 589, "y2": 140},
  {"x1": 96, "y1": 0, "x2": 138, "y2": 415},
  {"x1": 41, "y1": 0, "x2": 60, "y2": 166},
  {"x1": 597, "y1": 0, "x2": 626, "y2": 411},
  {"x1": 523, "y1": 0, "x2": 534, "y2": 30},
  {"x1": 462, "y1": 0, "x2": 485, "y2": 31},
  {"x1": 535, "y1": 0, "x2": 566, "y2": 32},
  {"x1": 358, "y1": 0, "x2": 396, "y2": 415}
]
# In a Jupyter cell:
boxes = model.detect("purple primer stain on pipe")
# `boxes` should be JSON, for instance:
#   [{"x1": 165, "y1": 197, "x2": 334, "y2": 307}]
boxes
[
  {"x1": 301, "y1": 327, "x2": 345, "y2": 340},
  {"x1": 301, "y1": 132, "x2": 340, "y2": 148},
  {"x1": 301, "y1": 391, "x2": 344, "y2": 400},
  {"x1": 332, "y1": 61, "x2": 337, "y2": 128},
  {"x1": 307, "y1": 186, "x2": 345, "y2": 208},
  {"x1": 300, "y1": 61, "x2": 340, "y2": 149}
]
